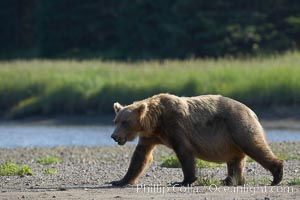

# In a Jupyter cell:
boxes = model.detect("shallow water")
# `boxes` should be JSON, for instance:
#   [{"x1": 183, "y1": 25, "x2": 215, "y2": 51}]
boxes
[{"x1": 0, "y1": 125, "x2": 299, "y2": 148}]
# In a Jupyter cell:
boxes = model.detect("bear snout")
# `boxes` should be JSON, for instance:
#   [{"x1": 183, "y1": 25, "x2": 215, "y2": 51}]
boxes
[
  {"x1": 111, "y1": 134, "x2": 116, "y2": 140},
  {"x1": 111, "y1": 133, "x2": 127, "y2": 145},
  {"x1": 111, "y1": 134, "x2": 119, "y2": 141}
]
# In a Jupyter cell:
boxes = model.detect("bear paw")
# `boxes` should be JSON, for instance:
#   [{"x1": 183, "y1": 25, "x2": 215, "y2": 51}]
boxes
[
  {"x1": 223, "y1": 176, "x2": 233, "y2": 186},
  {"x1": 110, "y1": 180, "x2": 129, "y2": 187}
]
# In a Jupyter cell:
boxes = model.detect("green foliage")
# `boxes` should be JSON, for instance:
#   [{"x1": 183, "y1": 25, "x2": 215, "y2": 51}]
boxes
[
  {"x1": 247, "y1": 157, "x2": 255, "y2": 163},
  {"x1": 43, "y1": 168, "x2": 58, "y2": 175},
  {"x1": 247, "y1": 153, "x2": 299, "y2": 163},
  {"x1": 197, "y1": 170, "x2": 222, "y2": 186},
  {"x1": 288, "y1": 178, "x2": 300, "y2": 186},
  {"x1": 1, "y1": 0, "x2": 300, "y2": 59},
  {"x1": 0, "y1": 161, "x2": 33, "y2": 176},
  {"x1": 249, "y1": 177, "x2": 271, "y2": 186},
  {"x1": 37, "y1": 157, "x2": 62, "y2": 165},
  {"x1": 0, "y1": 52, "x2": 300, "y2": 118},
  {"x1": 275, "y1": 153, "x2": 300, "y2": 161},
  {"x1": 269, "y1": 143, "x2": 300, "y2": 161},
  {"x1": 288, "y1": 155, "x2": 300, "y2": 160},
  {"x1": 276, "y1": 153, "x2": 289, "y2": 161},
  {"x1": 196, "y1": 160, "x2": 223, "y2": 168},
  {"x1": 161, "y1": 156, "x2": 222, "y2": 168},
  {"x1": 161, "y1": 156, "x2": 181, "y2": 168},
  {"x1": 197, "y1": 177, "x2": 222, "y2": 186}
]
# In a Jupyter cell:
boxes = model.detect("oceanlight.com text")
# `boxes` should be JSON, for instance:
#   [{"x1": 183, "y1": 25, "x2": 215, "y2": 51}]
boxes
[{"x1": 136, "y1": 183, "x2": 295, "y2": 195}]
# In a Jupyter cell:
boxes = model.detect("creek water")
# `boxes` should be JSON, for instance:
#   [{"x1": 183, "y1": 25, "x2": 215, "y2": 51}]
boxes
[{"x1": 0, "y1": 125, "x2": 299, "y2": 148}]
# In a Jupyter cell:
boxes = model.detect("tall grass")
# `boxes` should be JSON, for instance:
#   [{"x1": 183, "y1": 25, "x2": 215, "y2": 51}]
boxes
[{"x1": 0, "y1": 51, "x2": 299, "y2": 118}]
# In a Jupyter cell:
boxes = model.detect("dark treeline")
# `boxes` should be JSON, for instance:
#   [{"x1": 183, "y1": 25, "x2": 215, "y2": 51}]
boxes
[{"x1": 1, "y1": 0, "x2": 300, "y2": 60}]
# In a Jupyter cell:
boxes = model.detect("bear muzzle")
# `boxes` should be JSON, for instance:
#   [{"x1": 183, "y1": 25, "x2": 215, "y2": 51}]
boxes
[{"x1": 111, "y1": 134, "x2": 127, "y2": 145}]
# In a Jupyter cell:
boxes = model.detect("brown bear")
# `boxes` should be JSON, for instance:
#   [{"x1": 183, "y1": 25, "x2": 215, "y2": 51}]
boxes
[{"x1": 110, "y1": 93, "x2": 283, "y2": 187}]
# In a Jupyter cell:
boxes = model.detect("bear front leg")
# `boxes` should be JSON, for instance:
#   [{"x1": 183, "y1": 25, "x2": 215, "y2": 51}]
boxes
[
  {"x1": 111, "y1": 138, "x2": 156, "y2": 186},
  {"x1": 173, "y1": 146, "x2": 197, "y2": 186}
]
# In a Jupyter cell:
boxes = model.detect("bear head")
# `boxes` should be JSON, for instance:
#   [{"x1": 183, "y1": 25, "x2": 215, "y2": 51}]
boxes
[{"x1": 111, "y1": 101, "x2": 150, "y2": 145}]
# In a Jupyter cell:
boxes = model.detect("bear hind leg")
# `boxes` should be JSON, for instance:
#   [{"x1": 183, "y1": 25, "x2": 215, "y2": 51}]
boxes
[
  {"x1": 269, "y1": 159, "x2": 283, "y2": 186},
  {"x1": 224, "y1": 156, "x2": 246, "y2": 186},
  {"x1": 238, "y1": 141, "x2": 283, "y2": 186}
]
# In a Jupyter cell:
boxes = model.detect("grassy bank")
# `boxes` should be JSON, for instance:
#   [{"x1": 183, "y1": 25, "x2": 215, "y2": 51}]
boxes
[{"x1": 0, "y1": 52, "x2": 299, "y2": 118}]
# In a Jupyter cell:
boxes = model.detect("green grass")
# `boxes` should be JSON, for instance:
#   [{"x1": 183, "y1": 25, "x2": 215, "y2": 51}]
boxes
[
  {"x1": 161, "y1": 155, "x2": 222, "y2": 168},
  {"x1": 249, "y1": 177, "x2": 271, "y2": 186},
  {"x1": 247, "y1": 157, "x2": 255, "y2": 163},
  {"x1": 196, "y1": 159, "x2": 223, "y2": 168},
  {"x1": 37, "y1": 157, "x2": 62, "y2": 165},
  {"x1": 288, "y1": 155, "x2": 300, "y2": 160},
  {"x1": 43, "y1": 168, "x2": 58, "y2": 175},
  {"x1": 0, "y1": 51, "x2": 300, "y2": 118},
  {"x1": 161, "y1": 156, "x2": 181, "y2": 168},
  {"x1": 197, "y1": 177, "x2": 222, "y2": 186},
  {"x1": 268, "y1": 143, "x2": 300, "y2": 161},
  {"x1": 288, "y1": 178, "x2": 300, "y2": 186},
  {"x1": 160, "y1": 156, "x2": 223, "y2": 186},
  {"x1": 246, "y1": 152, "x2": 299, "y2": 163},
  {"x1": 0, "y1": 161, "x2": 33, "y2": 176}
]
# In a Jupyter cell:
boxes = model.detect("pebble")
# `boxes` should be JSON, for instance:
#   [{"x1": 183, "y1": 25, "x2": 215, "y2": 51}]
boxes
[
  {"x1": 0, "y1": 144, "x2": 299, "y2": 194},
  {"x1": 247, "y1": 168, "x2": 253, "y2": 172}
]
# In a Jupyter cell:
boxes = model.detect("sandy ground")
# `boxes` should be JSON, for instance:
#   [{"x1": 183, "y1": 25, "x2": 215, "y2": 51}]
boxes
[{"x1": 0, "y1": 142, "x2": 299, "y2": 200}]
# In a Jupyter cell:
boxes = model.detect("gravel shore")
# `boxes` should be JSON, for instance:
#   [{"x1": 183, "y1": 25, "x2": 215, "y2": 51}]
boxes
[{"x1": 0, "y1": 142, "x2": 299, "y2": 199}]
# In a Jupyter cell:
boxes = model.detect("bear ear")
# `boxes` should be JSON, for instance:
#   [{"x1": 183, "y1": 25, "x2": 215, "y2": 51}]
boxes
[
  {"x1": 137, "y1": 102, "x2": 148, "y2": 119},
  {"x1": 113, "y1": 102, "x2": 123, "y2": 114},
  {"x1": 138, "y1": 102, "x2": 152, "y2": 131}
]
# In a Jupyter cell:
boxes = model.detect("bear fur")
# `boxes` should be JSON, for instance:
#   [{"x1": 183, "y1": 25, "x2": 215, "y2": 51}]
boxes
[{"x1": 110, "y1": 93, "x2": 283, "y2": 186}]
